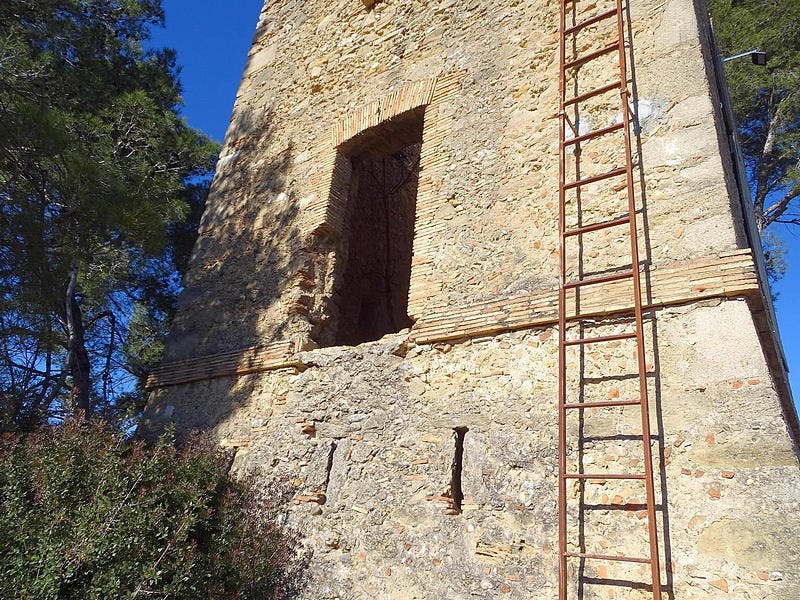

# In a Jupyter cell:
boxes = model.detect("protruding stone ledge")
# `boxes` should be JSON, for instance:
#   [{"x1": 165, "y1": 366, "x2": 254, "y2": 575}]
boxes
[{"x1": 146, "y1": 250, "x2": 759, "y2": 389}]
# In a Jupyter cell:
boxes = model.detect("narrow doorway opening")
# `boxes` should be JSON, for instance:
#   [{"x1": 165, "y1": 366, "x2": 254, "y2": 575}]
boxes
[{"x1": 331, "y1": 107, "x2": 424, "y2": 346}]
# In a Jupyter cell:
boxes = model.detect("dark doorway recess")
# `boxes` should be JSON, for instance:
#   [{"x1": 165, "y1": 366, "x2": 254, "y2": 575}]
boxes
[{"x1": 332, "y1": 107, "x2": 424, "y2": 346}]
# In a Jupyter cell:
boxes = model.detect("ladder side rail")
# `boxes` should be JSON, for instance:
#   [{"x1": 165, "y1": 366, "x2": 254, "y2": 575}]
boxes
[
  {"x1": 613, "y1": 0, "x2": 663, "y2": 594},
  {"x1": 557, "y1": 1, "x2": 569, "y2": 599}
]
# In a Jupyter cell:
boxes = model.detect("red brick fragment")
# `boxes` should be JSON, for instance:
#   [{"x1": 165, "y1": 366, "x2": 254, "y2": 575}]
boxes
[
  {"x1": 710, "y1": 578, "x2": 729, "y2": 593},
  {"x1": 721, "y1": 470, "x2": 735, "y2": 479},
  {"x1": 708, "y1": 488, "x2": 721, "y2": 499}
]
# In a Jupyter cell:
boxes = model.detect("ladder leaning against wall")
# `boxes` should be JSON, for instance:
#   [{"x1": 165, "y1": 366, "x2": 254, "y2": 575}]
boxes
[{"x1": 557, "y1": 0, "x2": 662, "y2": 597}]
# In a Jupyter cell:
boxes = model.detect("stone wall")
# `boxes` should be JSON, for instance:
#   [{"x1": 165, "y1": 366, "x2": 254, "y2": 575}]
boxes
[
  {"x1": 160, "y1": 0, "x2": 748, "y2": 361},
  {"x1": 144, "y1": 0, "x2": 800, "y2": 598}
]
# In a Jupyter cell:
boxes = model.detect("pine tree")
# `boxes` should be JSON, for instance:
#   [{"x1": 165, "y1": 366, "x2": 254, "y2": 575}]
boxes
[
  {"x1": 0, "y1": 1, "x2": 218, "y2": 429},
  {"x1": 709, "y1": 0, "x2": 800, "y2": 231}
]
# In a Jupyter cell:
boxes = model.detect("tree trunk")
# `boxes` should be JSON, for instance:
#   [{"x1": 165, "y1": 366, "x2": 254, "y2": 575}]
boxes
[
  {"x1": 65, "y1": 262, "x2": 91, "y2": 418},
  {"x1": 753, "y1": 101, "x2": 780, "y2": 233}
]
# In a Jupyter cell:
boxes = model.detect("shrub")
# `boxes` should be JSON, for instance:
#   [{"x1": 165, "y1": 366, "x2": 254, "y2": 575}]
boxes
[{"x1": 0, "y1": 420, "x2": 295, "y2": 599}]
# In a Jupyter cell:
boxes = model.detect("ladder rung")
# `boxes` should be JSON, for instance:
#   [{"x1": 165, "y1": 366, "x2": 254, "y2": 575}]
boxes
[
  {"x1": 564, "y1": 166, "x2": 627, "y2": 190},
  {"x1": 562, "y1": 312, "x2": 632, "y2": 323},
  {"x1": 563, "y1": 473, "x2": 646, "y2": 480},
  {"x1": 563, "y1": 399, "x2": 641, "y2": 409},
  {"x1": 564, "y1": 552, "x2": 652, "y2": 564},
  {"x1": 563, "y1": 81, "x2": 621, "y2": 107},
  {"x1": 564, "y1": 215, "x2": 630, "y2": 237},
  {"x1": 564, "y1": 8, "x2": 619, "y2": 36},
  {"x1": 564, "y1": 42, "x2": 619, "y2": 71},
  {"x1": 564, "y1": 122, "x2": 625, "y2": 147},
  {"x1": 563, "y1": 332, "x2": 637, "y2": 346},
  {"x1": 563, "y1": 270, "x2": 634, "y2": 290}
]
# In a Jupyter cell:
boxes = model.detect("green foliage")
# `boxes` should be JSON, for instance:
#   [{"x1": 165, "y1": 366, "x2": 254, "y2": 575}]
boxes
[
  {"x1": 0, "y1": 420, "x2": 297, "y2": 599},
  {"x1": 0, "y1": 1, "x2": 219, "y2": 428},
  {"x1": 709, "y1": 0, "x2": 800, "y2": 233},
  {"x1": 762, "y1": 229, "x2": 789, "y2": 288}
]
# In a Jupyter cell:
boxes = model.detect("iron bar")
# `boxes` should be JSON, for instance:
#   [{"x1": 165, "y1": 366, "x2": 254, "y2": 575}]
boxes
[
  {"x1": 563, "y1": 269, "x2": 634, "y2": 289},
  {"x1": 564, "y1": 8, "x2": 619, "y2": 36},
  {"x1": 614, "y1": 0, "x2": 663, "y2": 592},
  {"x1": 563, "y1": 41, "x2": 619, "y2": 71},
  {"x1": 563, "y1": 331, "x2": 637, "y2": 346},
  {"x1": 563, "y1": 473, "x2": 646, "y2": 480},
  {"x1": 564, "y1": 214, "x2": 630, "y2": 237},
  {"x1": 563, "y1": 399, "x2": 641, "y2": 409},
  {"x1": 564, "y1": 166, "x2": 627, "y2": 190},
  {"x1": 557, "y1": 0, "x2": 568, "y2": 597},
  {"x1": 565, "y1": 552, "x2": 652, "y2": 564},
  {"x1": 564, "y1": 121, "x2": 625, "y2": 147},
  {"x1": 563, "y1": 81, "x2": 621, "y2": 107}
]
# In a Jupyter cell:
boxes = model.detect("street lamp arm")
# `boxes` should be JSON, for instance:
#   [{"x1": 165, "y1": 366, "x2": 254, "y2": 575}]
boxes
[{"x1": 722, "y1": 48, "x2": 768, "y2": 65}]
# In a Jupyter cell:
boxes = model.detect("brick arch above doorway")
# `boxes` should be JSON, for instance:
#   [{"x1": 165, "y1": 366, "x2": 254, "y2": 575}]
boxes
[{"x1": 294, "y1": 74, "x2": 464, "y2": 342}]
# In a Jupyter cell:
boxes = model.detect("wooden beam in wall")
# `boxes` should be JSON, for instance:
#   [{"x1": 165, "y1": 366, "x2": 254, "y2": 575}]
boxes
[{"x1": 146, "y1": 249, "x2": 759, "y2": 389}]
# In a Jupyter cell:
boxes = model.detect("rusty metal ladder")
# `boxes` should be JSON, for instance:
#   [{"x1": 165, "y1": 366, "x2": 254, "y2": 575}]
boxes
[{"x1": 557, "y1": 0, "x2": 662, "y2": 597}]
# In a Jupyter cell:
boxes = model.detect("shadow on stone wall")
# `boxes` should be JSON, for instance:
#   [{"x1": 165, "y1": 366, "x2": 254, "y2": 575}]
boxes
[
  {"x1": 143, "y1": 105, "x2": 305, "y2": 444},
  {"x1": 142, "y1": 99, "x2": 317, "y2": 590},
  {"x1": 163, "y1": 106, "x2": 301, "y2": 364},
  {"x1": 617, "y1": 7, "x2": 672, "y2": 598}
]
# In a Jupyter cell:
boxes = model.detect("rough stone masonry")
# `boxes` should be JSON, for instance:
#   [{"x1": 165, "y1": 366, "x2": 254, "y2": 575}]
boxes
[{"x1": 143, "y1": 1, "x2": 800, "y2": 598}]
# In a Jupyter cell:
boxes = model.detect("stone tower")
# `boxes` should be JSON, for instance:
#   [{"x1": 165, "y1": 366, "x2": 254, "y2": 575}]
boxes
[{"x1": 144, "y1": 0, "x2": 800, "y2": 597}]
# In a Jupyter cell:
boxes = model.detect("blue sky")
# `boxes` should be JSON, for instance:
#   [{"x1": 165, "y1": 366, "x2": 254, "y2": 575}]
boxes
[
  {"x1": 152, "y1": 0, "x2": 798, "y2": 406},
  {"x1": 773, "y1": 225, "x2": 799, "y2": 404},
  {"x1": 149, "y1": 0, "x2": 264, "y2": 142}
]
